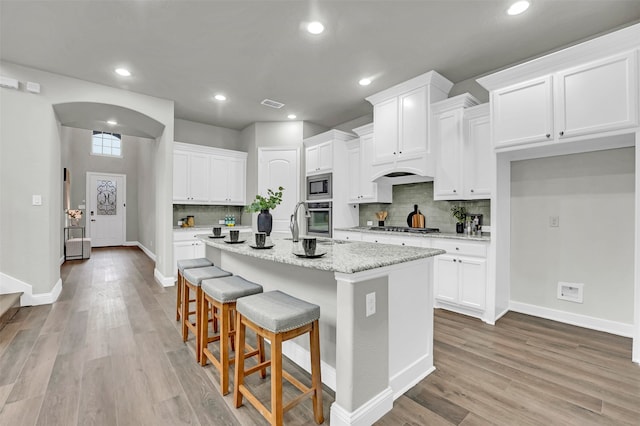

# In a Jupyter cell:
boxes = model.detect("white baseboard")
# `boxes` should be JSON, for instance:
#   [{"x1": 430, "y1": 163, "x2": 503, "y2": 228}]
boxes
[
  {"x1": 330, "y1": 387, "x2": 394, "y2": 426},
  {"x1": 0, "y1": 273, "x2": 62, "y2": 306},
  {"x1": 124, "y1": 241, "x2": 156, "y2": 262},
  {"x1": 154, "y1": 268, "x2": 175, "y2": 288},
  {"x1": 59, "y1": 255, "x2": 65, "y2": 266},
  {"x1": 509, "y1": 301, "x2": 634, "y2": 337},
  {"x1": 281, "y1": 340, "x2": 336, "y2": 391},
  {"x1": 390, "y1": 355, "x2": 435, "y2": 400}
]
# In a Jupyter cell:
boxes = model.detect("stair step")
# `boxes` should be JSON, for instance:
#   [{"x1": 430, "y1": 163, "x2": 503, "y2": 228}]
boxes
[{"x1": 0, "y1": 292, "x2": 23, "y2": 328}]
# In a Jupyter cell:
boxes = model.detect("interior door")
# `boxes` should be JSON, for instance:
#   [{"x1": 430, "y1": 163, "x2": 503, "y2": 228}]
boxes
[
  {"x1": 87, "y1": 173, "x2": 126, "y2": 247},
  {"x1": 258, "y1": 148, "x2": 300, "y2": 234}
]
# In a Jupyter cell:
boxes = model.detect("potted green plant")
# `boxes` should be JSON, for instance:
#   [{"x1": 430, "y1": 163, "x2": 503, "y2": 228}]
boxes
[
  {"x1": 450, "y1": 205, "x2": 466, "y2": 234},
  {"x1": 246, "y1": 186, "x2": 284, "y2": 235}
]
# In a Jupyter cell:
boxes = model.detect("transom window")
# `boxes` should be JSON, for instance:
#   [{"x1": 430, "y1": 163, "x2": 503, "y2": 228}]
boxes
[{"x1": 92, "y1": 131, "x2": 122, "y2": 157}]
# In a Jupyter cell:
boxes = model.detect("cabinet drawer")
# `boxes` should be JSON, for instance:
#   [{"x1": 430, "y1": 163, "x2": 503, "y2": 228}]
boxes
[
  {"x1": 431, "y1": 239, "x2": 487, "y2": 257},
  {"x1": 173, "y1": 230, "x2": 209, "y2": 242}
]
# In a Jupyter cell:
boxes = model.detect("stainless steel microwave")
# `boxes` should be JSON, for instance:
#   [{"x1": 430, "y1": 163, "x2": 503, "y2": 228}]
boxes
[{"x1": 306, "y1": 173, "x2": 332, "y2": 200}]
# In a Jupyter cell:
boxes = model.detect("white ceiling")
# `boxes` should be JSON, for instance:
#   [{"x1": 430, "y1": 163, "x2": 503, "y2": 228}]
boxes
[{"x1": 1, "y1": 1, "x2": 639, "y2": 131}]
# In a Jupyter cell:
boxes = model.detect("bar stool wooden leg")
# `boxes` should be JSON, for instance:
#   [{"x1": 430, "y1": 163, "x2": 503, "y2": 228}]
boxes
[
  {"x1": 310, "y1": 321, "x2": 324, "y2": 424},
  {"x1": 271, "y1": 331, "x2": 284, "y2": 426},
  {"x1": 181, "y1": 281, "x2": 190, "y2": 342},
  {"x1": 176, "y1": 271, "x2": 182, "y2": 321},
  {"x1": 234, "y1": 310, "x2": 246, "y2": 409}
]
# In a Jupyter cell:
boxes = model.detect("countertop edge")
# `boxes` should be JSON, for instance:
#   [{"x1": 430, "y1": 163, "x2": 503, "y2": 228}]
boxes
[{"x1": 334, "y1": 227, "x2": 491, "y2": 242}]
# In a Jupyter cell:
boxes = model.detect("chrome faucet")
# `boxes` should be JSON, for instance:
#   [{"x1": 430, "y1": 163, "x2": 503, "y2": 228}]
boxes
[{"x1": 290, "y1": 201, "x2": 310, "y2": 242}]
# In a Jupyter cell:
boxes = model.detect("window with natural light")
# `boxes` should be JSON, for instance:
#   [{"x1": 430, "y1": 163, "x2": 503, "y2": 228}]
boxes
[{"x1": 92, "y1": 131, "x2": 122, "y2": 157}]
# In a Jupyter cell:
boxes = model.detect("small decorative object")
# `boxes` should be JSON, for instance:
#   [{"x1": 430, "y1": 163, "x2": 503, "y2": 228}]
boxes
[
  {"x1": 246, "y1": 186, "x2": 284, "y2": 236},
  {"x1": 67, "y1": 209, "x2": 83, "y2": 227},
  {"x1": 375, "y1": 211, "x2": 388, "y2": 226},
  {"x1": 450, "y1": 205, "x2": 467, "y2": 234}
]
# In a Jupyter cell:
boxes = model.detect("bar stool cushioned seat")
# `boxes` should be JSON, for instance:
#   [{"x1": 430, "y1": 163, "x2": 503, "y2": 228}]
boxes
[
  {"x1": 200, "y1": 275, "x2": 264, "y2": 395},
  {"x1": 234, "y1": 290, "x2": 323, "y2": 425},
  {"x1": 176, "y1": 258, "x2": 213, "y2": 321},
  {"x1": 236, "y1": 290, "x2": 320, "y2": 333},
  {"x1": 182, "y1": 265, "x2": 232, "y2": 362}
]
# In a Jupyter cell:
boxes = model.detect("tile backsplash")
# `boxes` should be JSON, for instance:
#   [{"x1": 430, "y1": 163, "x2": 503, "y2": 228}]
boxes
[
  {"x1": 359, "y1": 182, "x2": 490, "y2": 233},
  {"x1": 173, "y1": 205, "x2": 244, "y2": 227}
]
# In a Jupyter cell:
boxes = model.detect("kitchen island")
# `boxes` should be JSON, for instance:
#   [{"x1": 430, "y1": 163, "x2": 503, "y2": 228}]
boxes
[{"x1": 200, "y1": 234, "x2": 444, "y2": 426}]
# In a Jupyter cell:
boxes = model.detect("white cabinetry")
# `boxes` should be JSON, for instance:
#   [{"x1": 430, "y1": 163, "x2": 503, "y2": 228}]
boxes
[
  {"x1": 210, "y1": 154, "x2": 246, "y2": 204},
  {"x1": 366, "y1": 71, "x2": 453, "y2": 179},
  {"x1": 432, "y1": 239, "x2": 488, "y2": 316},
  {"x1": 173, "y1": 150, "x2": 211, "y2": 203},
  {"x1": 492, "y1": 51, "x2": 638, "y2": 149},
  {"x1": 172, "y1": 230, "x2": 207, "y2": 279},
  {"x1": 305, "y1": 141, "x2": 333, "y2": 175},
  {"x1": 348, "y1": 124, "x2": 392, "y2": 203},
  {"x1": 332, "y1": 230, "x2": 362, "y2": 241},
  {"x1": 433, "y1": 95, "x2": 492, "y2": 201},
  {"x1": 173, "y1": 142, "x2": 247, "y2": 205}
]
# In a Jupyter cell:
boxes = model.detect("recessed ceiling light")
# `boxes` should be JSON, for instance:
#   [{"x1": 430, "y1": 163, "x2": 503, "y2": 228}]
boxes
[
  {"x1": 287, "y1": 114, "x2": 297, "y2": 119},
  {"x1": 107, "y1": 120, "x2": 118, "y2": 125},
  {"x1": 359, "y1": 78, "x2": 372, "y2": 86},
  {"x1": 507, "y1": 0, "x2": 530, "y2": 15},
  {"x1": 214, "y1": 94, "x2": 227, "y2": 101},
  {"x1": 307, "y1": 21, "x2": 325, "y2": 35},
  {"x1": 115, "y1": 68, "x2": 131, "y2": 77}
]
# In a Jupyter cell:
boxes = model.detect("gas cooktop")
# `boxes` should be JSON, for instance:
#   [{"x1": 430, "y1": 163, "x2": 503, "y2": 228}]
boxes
[{"x1": 368, "y1": 226, "x2": 440, "y2": 234}]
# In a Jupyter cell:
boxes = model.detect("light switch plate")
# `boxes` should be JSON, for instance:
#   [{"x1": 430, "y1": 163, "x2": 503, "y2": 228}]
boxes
[
  {"x1": 32, "y1": 195, "x2": 42, "y2": 205},
  {"x1": 78, "y1": 204, "x2": 86, "y2": 209},
  {"x1": 366, "y1": 292, "x2": 376, "y2": 317}
]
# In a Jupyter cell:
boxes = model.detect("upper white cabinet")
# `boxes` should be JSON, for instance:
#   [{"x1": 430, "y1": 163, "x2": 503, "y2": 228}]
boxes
[
  {"x1": 305, "y1": 140, "x2": 333, "y2": 175},
  {"x1": 173, "y1": 150, "x2": 211, "y2": 203},
  {"x1": 173, "y1": 142, "x2": 247, "y2": 205},
  {"x1": 490, "y1": 50, "x2": 638, "y2": 149},
  {"x1": 556, "y1": 51, "x2": 638, "y2": 138},
  {"x1": 366, "y1": 71, "x2": 453, "y2": 179},
  {"x1": 348, "y1": 124, "x2": 392, "y2": 204},
  {"x1": 433, "y1": 95, "x2": 491, "y2": 201}
]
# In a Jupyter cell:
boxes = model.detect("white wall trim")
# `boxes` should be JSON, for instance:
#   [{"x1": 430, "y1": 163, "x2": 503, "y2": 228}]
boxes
[
  {"x1": 510, "y1": 301, "x2": 634, "y2": 338},
  {"x1": 282, "y1": 340, "x2": 336, "y2": 391},
  {"x1": 0, "y1": 273, "x2": 62, "y2": 306},
  {"x1": 59, "y1": 255, "x2": 65, "y2": 266},
  {"x1": 124, "y1": 241, "x2": 156, "y2": 262},
  {"x1": 330, "y1": 387, "x2": 394, "y2": 426},
  {"x1": 154, "y1": 268, "x2": 174, "y2": 288},
  {"x1": 390, "y1": 359, "x2": 435, "y2": 400}
]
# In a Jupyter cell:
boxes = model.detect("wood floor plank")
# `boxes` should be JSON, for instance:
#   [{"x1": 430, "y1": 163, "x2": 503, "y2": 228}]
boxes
[
  {"x1": 39, "y1": 301, "x2": 72, "y2": 335},
  {"x1": 0, "y1": 328, "x2": 40, "y2": 386},
  {"x1": 0, "y1": 395, "x2": 43, "y2": 426},
  {"x1": 6, "y1": 332, "x2": 62, "y2": 403},
  {"x1": 153, "y1": 394, "x2": 201, "y2": 426},
  {"x1": 36, "y1": 350, "x2": 85, "y2": 426},
  {"x1": 76, "y1": 356, "x2": 117, "y2": 426},
  {"x1": 374, "y1": 394, "x2": 455, "y2": 426},
  {"x1": 57, "y1": 310, "x2": 88, "y2": 355},
  {"x1": 111, "y1": 353, "x2": 159, "y2": 426},
  {"x1": 134, "y1": 330, "x2": 184, "y2": 403}
]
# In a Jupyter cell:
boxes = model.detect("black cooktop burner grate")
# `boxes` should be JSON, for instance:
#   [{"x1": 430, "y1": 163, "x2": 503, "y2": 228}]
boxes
[{"x1": 368, "y1": 226, "x2": 440, "y2": 234}]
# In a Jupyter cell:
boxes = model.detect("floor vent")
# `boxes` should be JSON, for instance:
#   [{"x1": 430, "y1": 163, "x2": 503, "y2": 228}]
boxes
[
  {"x1": 557, "y1": 282, "x2": 584, "y2": 303},
  {"x1": 260, "y1": 99, "x2": 285, "y2": 109}
]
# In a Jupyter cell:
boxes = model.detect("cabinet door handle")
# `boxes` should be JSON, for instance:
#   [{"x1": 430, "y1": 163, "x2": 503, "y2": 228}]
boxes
[
  {"x1": 393, "y1": 152, "x2": 396, "y2": 155},
  {"x1": 559, "y1": 131, "x2": 564, "y2": 136},
  {"x1": 455, "y1": 247, "x2": 459, "y2": 250},
  {"x1": 470, "y1": 189, "x2": 474, "y2": 193},
  {"x1": 546, "y1": 133, "x2": 551, "y2": 138},
  {"x1": 453, "y1": 259, "x2": 457, "y2": 262},
  {"x1": 453, "y1": 189, "x2": 457, "y2": 193},
  {"x1": 399, "y1": 151, "x2": 402, "y2": 154}
]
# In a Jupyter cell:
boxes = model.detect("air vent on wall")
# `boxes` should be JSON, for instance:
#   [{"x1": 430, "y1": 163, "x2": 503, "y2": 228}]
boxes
[{"x1": 261, "y1": 98, "x2": 285, "y2": 109}]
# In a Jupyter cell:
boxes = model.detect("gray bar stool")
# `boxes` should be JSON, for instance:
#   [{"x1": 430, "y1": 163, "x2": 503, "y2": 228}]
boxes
[
  {"x1": 182, "y1": 265, "x2": 232, "y2": 362},
  {"x1": 176, "y1": 258, "x2": 213, "y2": 321},
  {"x1": 234, "y1": 290, "x2": 323, "y2": 426},
  {"x1": 200, "y1": 275, "x2": 265, "y2": 395}
]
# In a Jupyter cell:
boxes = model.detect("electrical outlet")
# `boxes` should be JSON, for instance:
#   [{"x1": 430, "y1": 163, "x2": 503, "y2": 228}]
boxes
[
  {"x1": 366, "y1": 292, "x2": 376, "y2": 317},
  {"x1": 549, "y1": 216, "x2": 559, "y2": 227},
  {"x1": 366, "y1": 220, "x2": 373, "y2": 226}
]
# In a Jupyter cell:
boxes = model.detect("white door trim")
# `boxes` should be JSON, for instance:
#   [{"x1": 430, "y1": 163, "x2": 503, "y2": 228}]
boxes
[{"x1": 86, "y1": 172, "x2": 127, "y2": 246}]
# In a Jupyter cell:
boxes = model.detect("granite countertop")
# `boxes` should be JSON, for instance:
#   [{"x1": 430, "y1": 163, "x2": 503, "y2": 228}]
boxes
[
  {"x1": 199, "y1": 234, "x2": 444, "y2": 274},
  {"x1": 335, "y1": 226, "x2": 491, "y2": 242},
  {"x1": 173, "y1": 225, "x2": 252, "y2": 232}
]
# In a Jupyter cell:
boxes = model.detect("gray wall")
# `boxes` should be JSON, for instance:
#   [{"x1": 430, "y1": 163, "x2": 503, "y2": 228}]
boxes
[
  {"x1": 62, "y1": 126, "x2": 151, "y2": 242},
  {"x1": 510, "y1": 147, "x2": 635, "y2": 324},
  {"x1": 174, "y1": 118, "x2": 242, "y2": 151},
  {"x1": 333, "y1": 114, "x2": 374, "y2": 133},
  {"x1": 359, "y1": 182, "x2": 490, "y2": 233},
  {"x1": 173, "y1": 205, "x2": 244, "y2": 227},
  {"x1": 137, "y1": 138, "x2": 156, "y2": 253},
  {"x1": 0, "y1": 61, "x2": 174, "y2": 295}
]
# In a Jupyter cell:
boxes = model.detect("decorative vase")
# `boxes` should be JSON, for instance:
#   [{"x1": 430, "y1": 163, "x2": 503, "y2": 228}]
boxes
[
  {"x1": 257, "y1": 209, "x2": 273, "y2": 236},
  {"x1": 70, "y1": 218, "x2": 79, "y2": 227},
  {"x1": 456, "y1": 222, "x2": 464, "y2": 234}
]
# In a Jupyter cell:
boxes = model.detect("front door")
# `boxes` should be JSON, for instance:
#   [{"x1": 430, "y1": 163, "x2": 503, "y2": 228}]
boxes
[
  {"x1": 87, "y1": 173, "x2": 126, "y2": 247},
  {"x1": 258, "y1": 148, "x2": 300, "y2": 234}
]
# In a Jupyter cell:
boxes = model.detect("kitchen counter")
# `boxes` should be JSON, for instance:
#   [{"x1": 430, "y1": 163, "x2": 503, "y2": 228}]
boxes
[
  {"x1": 336, "y1": 226, "x2": 491, "y2": 241},
  {"x1": 199, "y1": 234, "x2": 443, "y2": 273},
  {"x1": 173, "y1": 225, "x2": 251, "y2": 232},
  {"x1": 201, "y1": 233, "x2": 443, "y2": 425}
]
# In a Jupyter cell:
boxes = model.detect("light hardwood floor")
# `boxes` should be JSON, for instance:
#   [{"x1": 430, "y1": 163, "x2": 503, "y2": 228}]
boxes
[{"x1": 0, "y1": 247, "x2": 638, "y2": 425}]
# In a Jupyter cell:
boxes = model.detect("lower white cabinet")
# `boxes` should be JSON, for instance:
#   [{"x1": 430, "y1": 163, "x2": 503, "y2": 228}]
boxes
[
  {"x1": 333, "y1": 230, "x2": 362, "y2": 241},
  {"x1": 173, "y1": 230, "x2": 208, "y2": 279},
  {"x1": 433, "y1": 240, "x2": 487, "y2": 316}
]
